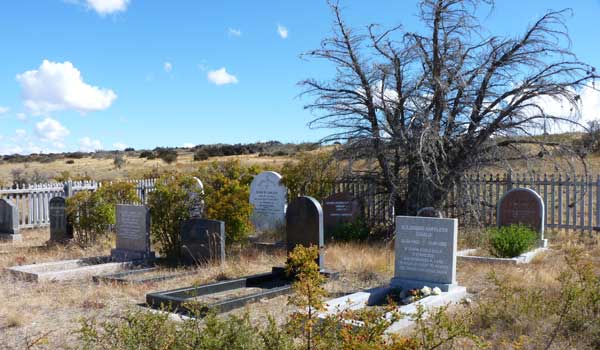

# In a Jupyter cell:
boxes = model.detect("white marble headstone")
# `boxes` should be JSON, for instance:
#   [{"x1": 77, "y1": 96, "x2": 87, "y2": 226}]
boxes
[{"x1": 249, "y1": 171, "x2": 287, "y2": 232}]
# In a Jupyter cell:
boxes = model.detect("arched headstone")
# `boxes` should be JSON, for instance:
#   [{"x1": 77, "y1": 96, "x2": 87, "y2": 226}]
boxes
[
  {"x1": 49, "y1": 197, "x2": 73, "y2": 243},
  {"x1": 323, "y1": 192, "x2": 362, "y2": 239},
  {"x1": 417, "y1": 207, "x2": 444, "y2": 218},
  {"x1": 497, "y1": 188, "x2": 546, "y2": 247},
  {"x1": 188, "y1": 177, "x2": 205, "y2": 218},
  {"x1": 286, "y1": 196, "x2": 324, "y2": 269},
  {"x1": 249, "y1": 171, "x2": 287, "y2": 232},
  {"x1": 0, "y1": 199, "x2": 21, "y2": 242}
]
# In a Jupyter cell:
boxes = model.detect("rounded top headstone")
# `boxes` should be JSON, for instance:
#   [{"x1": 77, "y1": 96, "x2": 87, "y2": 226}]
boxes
[
  {"x1": 249, "y1": 171, "x2": 287, "y2": 232},
  {"x1": 286, "y1": 196, "x2": 324, "y2": 268},
  {"x1": 497, "y1": 188, "x2": 544, "y2": 234}
]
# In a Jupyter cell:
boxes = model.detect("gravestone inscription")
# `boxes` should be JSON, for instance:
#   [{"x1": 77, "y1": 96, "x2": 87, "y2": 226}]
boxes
[
  {"x1": 49, "y1": 197, "x2": 73, "y2": 242},
  {"x1": 323, "y1": 192, "x2": 362, "y2": 238},
  {"x1": 188, "y1": 177, "x2": 205, "y2": 218},
  {"x1": 0, "y1": 199, "x2": 21, "y2": 241},
  {"x1": 497, "y1": 188, "x2": 546, "y2": 247},
  {"x1": 110, "y1": 205, "x2": 155, "y2": 261},
  {"x1": 286, "y1": 196, "x2": 324, "y2": 269},
  {"x1": 181, "y1": 218, "x2": 225, "y2": 265},
  {"x1": 391, "y1": 216, "x2": 458, "y2": 292},
  {"x1": 249, "y1": 171, "x2": 287, "y2": 232}
]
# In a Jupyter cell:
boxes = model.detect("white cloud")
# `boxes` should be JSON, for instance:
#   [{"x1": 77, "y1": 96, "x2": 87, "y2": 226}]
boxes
[
  {"x1": 16, "y1": 113, "x2": 27, "y2": 121},
  {"x1": 17, "y1": 60, "x2": 117, "y2": 115},
  {"x1": 228, "y1": 28, "x2": 242, "y2": 37},
  {"x1": 79, "y1": 137, "x2": 103, "y2": 152},
  {"x1": 15, "y1": 129, "x2": 27, "y2": 138},
  {"x1": 164, "y1": 62, "x2": 173, "y2": 73},
  {"x1": 85, "y1": 0, "x2": 130, "y2": 15},
  {"x1": 207, "y1": 68, "x2": 238, "y2": 86},
  {"x1": 35, "y1": 118, "x2": 70, "y2": 142},
  {"x1": 277, "y1": 24, "x2": 288, "y2": 39},
  {"x1": 0, "y1": 106, "x2": 9, "y2": 114},
  {"x1": 182, "y1": 143, "x2": 195, "y2": 148},
  {"x1": 113, "y1": 142, "x2": 127, "y2": 150}
]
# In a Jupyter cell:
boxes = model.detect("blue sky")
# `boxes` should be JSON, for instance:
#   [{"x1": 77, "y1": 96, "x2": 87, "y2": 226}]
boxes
[{"x1": 0, "y1": 0, "x2": 599, "y2": 155}]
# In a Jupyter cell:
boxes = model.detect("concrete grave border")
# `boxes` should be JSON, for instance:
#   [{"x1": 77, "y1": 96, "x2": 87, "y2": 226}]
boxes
[
  {"x1": 93, "y1": 267, "x2": 197, "y2": 285},
  {"x1": 457, "y1": 247, "x2": 549, "y2": 265}
]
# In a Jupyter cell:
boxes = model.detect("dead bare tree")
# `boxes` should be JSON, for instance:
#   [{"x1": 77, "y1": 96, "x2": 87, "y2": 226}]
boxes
[{"x1": 301, "y1": 0, "x2": 598, "y2": 215}]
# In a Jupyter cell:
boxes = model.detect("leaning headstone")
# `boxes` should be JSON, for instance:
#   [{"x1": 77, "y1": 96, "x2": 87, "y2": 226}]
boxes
[
  {"x1": 110, "y1": 205, "x2": 155, "y2": 261},
  {"x1": 391, "y1": 216, "x2": 458, "y2": 292},
  {"x1": 49, "y1": 197, "x2": 73, "y2": 243},
  {"x1": 286, "y1": 196, "x2": 324, "y2": 269},
  {"x1": 497, "y1": 188, "x2": 546, "y2": 247},
  {"x1": 188, "y1": 177, "x2": 205, "y2": 218},
  {"x1": 0, "y1": 199, "x2": 21, "y2": 242},
  {"x1": 249, "y1": 171, "x2": 287, "y2": 232},
  {"x1": 323, "y1": 192, "x2": 362, "y2": 239},
  {"x1": 417, "y1": 207, "x2": 444, "y2": 218},
  {"x1": 180, "y1": 219, "x2": 225, "y2": 265}
]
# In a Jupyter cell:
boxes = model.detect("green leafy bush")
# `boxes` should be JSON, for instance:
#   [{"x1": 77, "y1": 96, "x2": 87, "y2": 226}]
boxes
[
  {"x1": 280, "y1": 152, "x2": 340, "y2": 201},
  {"x1": 66, "y1": 191, "x2": 113, "y2": 246},
  {"x1": 155, "y1": 148, "x2": 178, "y2": 164},
  {"x1": 147, "y1": 173, "x2": 197, "y2": 260},
  {"x1": 197, "y1": 160, "x2": 259, "y2": 244},
  {"x1": 96, "y1": 181, "x2": 139, "y2": 225},
  {"x1": 489, "y1": 224, "x2": 537, "y2": 258},
  {"x1": 328, "y1": 218, "x2": 369, "y2": 242}
]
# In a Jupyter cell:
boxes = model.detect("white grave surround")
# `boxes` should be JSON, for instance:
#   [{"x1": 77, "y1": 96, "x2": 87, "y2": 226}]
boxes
[
  {"x1": 249, "y1": 171, "x2": 287, "y2": 232},
  {"x1": 457, "y1": 188, "x2": 549, "y2": 264},
  {"x1": 317, "y1": 216, "x2": 467, "y2": 333},
  {"x1": 7, "y1": 257, "x2": 139, "y2": 282}
]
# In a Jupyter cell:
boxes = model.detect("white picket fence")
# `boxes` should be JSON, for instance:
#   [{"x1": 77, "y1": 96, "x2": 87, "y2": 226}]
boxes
[{"x1": 0, "y1": 179, "x2": 156, "y2": 229}]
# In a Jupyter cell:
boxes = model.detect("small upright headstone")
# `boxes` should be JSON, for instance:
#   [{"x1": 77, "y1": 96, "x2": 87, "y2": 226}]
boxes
[
  {"x1": 249, "y1": 171, "x2": 287, "y2": 232},
  {"x1": 323, "y1": 192, "x2": 362, "y2": 239},
  {"x1": 110, "y1": 205, "x2": 155, "y2": 261},
  {"x1": 286, "y1": 196, "x2": 324, "y2": 269},
  {"x1": 497, "y1": 188, "x2": 546, "y2": 247},
  {"x1": 49, "y1": 197, "x2": 73, "y2": 243},
  {"x1": 417, "y1": 207, "x2": 444, "y2": 218},
  {"x1": 0, "y1": 199, "x2": 21, "y2": 242},
  {"x1": 188, "y1": 177, "x2": 205, "y2": 218},
  {"x1": 63, "y1": 182, "x2": 73, "y2": 198},
  {"x1": 180, "y1": 219, "x2": 225, "y2": 265},
  {"x1": 391, "y1": 216, "x2": 458, "y2": 292}
]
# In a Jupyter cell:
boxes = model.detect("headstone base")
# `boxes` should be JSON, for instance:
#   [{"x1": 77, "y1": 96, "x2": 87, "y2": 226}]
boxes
[
  {"x1": 538, "y1": 239, "x2": 548, "y2": 248},
  {"x1": 390, "y1": 277, "x2": 458, "y2": 292},
  {"x1": 0, "y1": 234, "x2": 22, "y2": 242},
  {"x1": 110, "y1": 249, "x2": 155, "y2": 262}
]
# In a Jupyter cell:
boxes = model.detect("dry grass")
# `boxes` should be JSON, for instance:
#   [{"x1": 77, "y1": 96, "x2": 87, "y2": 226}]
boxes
[{"x1": 1, "y1": 228, "x2": 599, "y2": 349}]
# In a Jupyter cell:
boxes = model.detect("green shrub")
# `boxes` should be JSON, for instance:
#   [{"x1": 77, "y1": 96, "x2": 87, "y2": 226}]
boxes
[
  {"x1": 147, "y1": 173, "x2": 198, "y2": 260},
  {"x1": 155, "y1": 148, "x2": 178, "y2": 164},
  {"x1": 139, "y1": 150, "x2": 153, "y2": 159},
  {"x1": 113, "y1": 155, "x2": 125, "y2": 169},
  {"x1": 197, "y1": 161, "x2": 259, "y2": 244},
  {"x1": 96, "y1": 181, "x2": 139, "y2": 224},
  {"x1": 280, "y1": 151, "x2": 340, "y2": 201},
  {"x1": 193, "y1": 149, "x2": 210, "y2": 161},
  {"x1": 66, "y1": 191, "x2": 113, "y2": 246},
  {"x1": 328, "y1": 218, "x2": 369, "y2": 242},
  {"x1": 489, "y1": 224, "x2": 537, "y2": 258}
]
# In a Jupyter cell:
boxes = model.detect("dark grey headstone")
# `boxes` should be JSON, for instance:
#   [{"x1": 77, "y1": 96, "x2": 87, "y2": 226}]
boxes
[
  {"x1": 63, "y1": 182, "x2": 73, "y2": 198},
  {"x1": 49, "y1": 197, "x2": 73, "y2": 242},
  {"x1": 110, "y1": 205, "x2": 155, "y2": 261},
  {"x1": 181, "y1": 218, "x2": 225, "y2": 265},
  {"x1": 323, "y1": 192, "x2": 362, "y2": 239},
  {"x1": 188, "y1": 177, "x2": 205, "y2": 218},
  {"x1": 497, "y1": 188, "x2": 546, "y2": 247},
  {"x1": 391, "y1": 216, "x2": 458, "y2": 292},
  {"x1": 286, "y1": 196, "x2": 324, "y2": 269},
  {"x1": 0, "y1": 199, "x2": 19, "y2": 235}
]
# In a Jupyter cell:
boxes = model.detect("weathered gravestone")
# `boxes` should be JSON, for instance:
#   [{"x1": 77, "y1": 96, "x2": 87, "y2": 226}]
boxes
[
  {"x1": 0, "y1": 199, "x2": 21, "y2": 242},
  {"x1": 323, "y1": 192, "x2": 362, "y2": 239},
  {"x1": 497, "y1": 188, "x2": 546, "y2": 248},
  {"x1": 391, "y1": 216, "x2": 458, "y2": 292},
  {"x1": 249, "y1": 171, "x2": 287, "y2": 232},
  {"x1": 188, "y1": 177, "x2": 205, "y2": 218},
  {"x1": 181, "y1": 219, "x2": 225, "y2": 265},
  {"x1": 417, "y1": 207, "x2": 444, "y2": 218},
  {"x1": 286, "y1": 196, "x2": 324, "y2": 269},
  {"x1": 49, "y1": 197, "x2": 73, "y2": 243},
  {"x1": 110, "y1": 205, "x2": 155, "y2": 261}
]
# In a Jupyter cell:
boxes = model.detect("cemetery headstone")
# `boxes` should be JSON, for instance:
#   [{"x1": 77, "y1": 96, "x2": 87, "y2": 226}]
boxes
[
  {"x1": 391, "y1": 216, "x2": 458, "y2": 292},
  {"x1": 180, "y1": 218, "x2": 226, "y2": 265},
  {"x1": 323, "y1": 192, "x2": 362, "y2": 239},
  {"x1": 497, "y1": 188, "x2": 546, "y2": 247},
  {"x1": 0, "y1": 199, "x2": 21, "y2": 241},
  {"x1": 49, "y1": 197, "x2": 73, "y2": 242},
  {"x1": 417, "y1": 207, "x2": 444, "y2": 218},
  {"x1": 110, "y1": 205, "x2": 155, "y2": 261},
  {"x1": 249, "y1": 171, "x2": 287, "y2": 232},
  {"x1": 286, "y1": 196, "x2": 324, "y2": 269},
  {"x1": 63, "y1": 182, "x2": 73, "y2": 198},
  {"x1": 188, "y1": 177, "x2": 205, "y2": 218}
]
